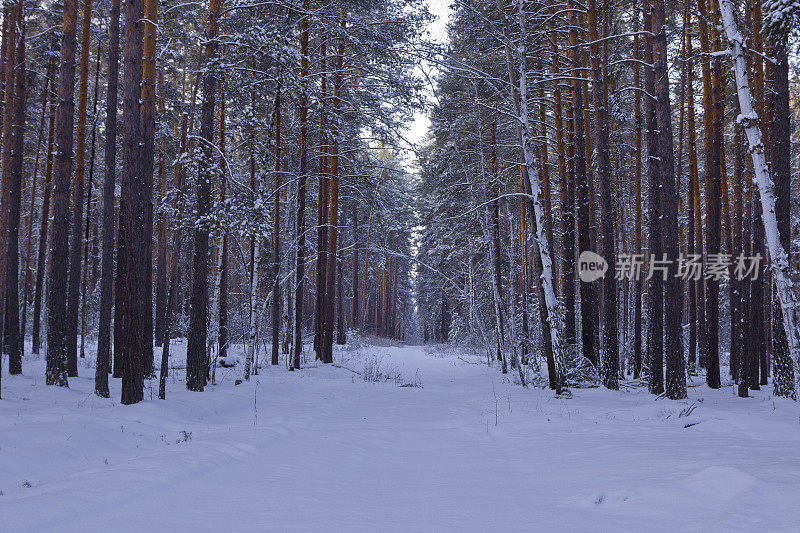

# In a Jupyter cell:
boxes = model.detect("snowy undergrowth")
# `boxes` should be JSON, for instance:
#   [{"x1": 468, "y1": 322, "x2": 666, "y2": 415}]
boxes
[{"x1": 1, "y1": 342, "x2": 800, "y2": 531}]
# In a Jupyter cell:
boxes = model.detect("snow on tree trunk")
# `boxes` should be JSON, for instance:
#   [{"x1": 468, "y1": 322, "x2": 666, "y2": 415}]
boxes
[
  {"x1": 515, "y1": 0, "x2": 565, "y2": 392},
  {"x1": 719, "y1": 0, "x2": 800, "y2": 392},
  {"x1": 244, "y1": 238, "x2": 261, "y2": 381}
]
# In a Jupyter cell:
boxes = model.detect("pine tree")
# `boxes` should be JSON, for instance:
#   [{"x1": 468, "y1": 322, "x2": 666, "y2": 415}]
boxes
[
  {"x1": 4, "y1": 0, "x2": 26, "y2": 377},
  {"x1": 186, "y1": 0, "x2": 220, "y2": 392},
  {"x1": 95, "y1": 0, "x2": 120, "y2": 398},
  {"x1": 65, "y1": 0, "x2": 94, "y2": 378},
  {"x1": 653, "y1": 0, "x2": 686, "y2": 399},
  {"x1": 588, "y1": 0, "x2": 618, "y2": 389},
  {"x1": 120, "y1": 0, "x2": 145, "y2": 404},
  {"x1": 46, "y1": 0, "x2": 80, "y2": 387}
]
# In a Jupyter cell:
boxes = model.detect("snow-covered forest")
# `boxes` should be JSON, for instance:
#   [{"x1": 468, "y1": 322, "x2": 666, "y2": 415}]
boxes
[{"x1": 1, "y1": 0, "x2": 800, "y2": 529}]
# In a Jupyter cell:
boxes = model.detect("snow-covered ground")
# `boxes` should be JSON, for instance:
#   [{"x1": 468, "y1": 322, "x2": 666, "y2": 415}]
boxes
[{"x1": 2, "y1": 341, "x2": 800, "y2": 532}]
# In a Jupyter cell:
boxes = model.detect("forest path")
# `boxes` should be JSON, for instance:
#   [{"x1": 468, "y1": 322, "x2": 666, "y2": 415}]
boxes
[{"x1": 2, "y1": 343, "x2": 800, "y2": 531}]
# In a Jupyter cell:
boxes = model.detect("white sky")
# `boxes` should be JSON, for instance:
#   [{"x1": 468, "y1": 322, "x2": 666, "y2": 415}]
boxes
[{"x1": 404, "y1": 0, "x2": 451, "y2": 148}]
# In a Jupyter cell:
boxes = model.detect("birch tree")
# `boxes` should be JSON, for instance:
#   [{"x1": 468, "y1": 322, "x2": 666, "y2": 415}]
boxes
[{"x1": 720, "y1": 0, "x2": 800, "y2": 396}]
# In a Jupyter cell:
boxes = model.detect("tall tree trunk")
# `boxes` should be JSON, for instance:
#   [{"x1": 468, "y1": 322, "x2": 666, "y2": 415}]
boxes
[
  {"x1": 139, "y1": 0, "x2": 158, "y2": 375},
  {"x1": 217, "y1": 82, "x2": 228, "y2": 362},
  {"x1": 272, "y1": 79, "x2": 281, "y2": 366},
  {"x1": 572, "y1": 7, "x2": 597, "y2": 370},
  {"x1": 186, "y1": 0, "x2": 220, "y2": 392},
  {"x1": 766, "y1": 13, "x2": 796, "y2": 399},
  {"x1": 293, "y1": 0, "x2": 310, "y2": 371},
  {"x1": 702, "y1": 0, "x2": 723, "y2": 389},
  {"x1": 0, "y1": 8, "x2": 8, "y2": 152},
  {"x1": 489, "y1": 121, "x2": 506, "y2": 371},
  {"x1": 351, "y1": 203, "x2": 359, "y2": 331},
  {"x1": 750, "y1": 194, "x2": 765, "y2": 391},
  {"x1": 94, "y1": 0, "x2": 120, "y2": 397},
  {"x1": 758, "y1": 3, "x2": 772, "y2": 388},
  {"x1": 33, "y1": 68, "x2": 56, "y2": 356},
  {"x1": 159, "y1": 113, "x2": 188, "y2": 399},
  {"x1": 550, "y1": 6, "x2": 574, "y2": 366},
  {"x1": 65, "y1": 0, "x2": 93, "y2": 377},
  {"x1": 154, "y1": 71, "x2": 168, "y2": 349},
  {"x1": 588, "y1": 0, "x2": 618, "y2": 389},
  {"x1": 243, "y1": 88, "x2": 258, "y2": 380},
  {"x1": 0, "y1": 6, "x2": 8, "y2": 398},
  {"x1": 632, "y1": 21, "x2": 643, "y2": 379},
  {"x1": 653, "y1": 0, "x2": 686, "y2": 399},
  {"x1": 80, "y1": 34, "x2": 101, "y2": 362},
  {"x1": 336, "y1": 230, "x2": 346, "y2": 345},
  {"x1": 21, "y1": 58, "x2": 52, "y2": 344},
  {"x1": 734, "y1": 126, "x2": 751, "y2": 397},
  {"x1": 46, "y1": 0, "x2": 80, "y2": 387},
  {"x1": 643, "y1": 0, "x2": 663, "y2": 394},
  {"x1": 696, "y1": 0, "x2": 714, "y2": 372},
  {"x1": 120, "y1": 0, "x2": 146, "y2": 404},
  {"x1": 314, "y1": 25, "x2": 329, "y2": 359},
  {"x1": 4, "y1": 1, "x2": 25, "y2": 376},
  {"x1": 113, "y1": 203, "x2": 125, "y2": 377},
  {"x1": 322, "y1": 18, "x2": 345, "y2": 364},
  {"x1": 537, "y1": 61, "x2": 556, "y2": 293},
  {"x1": 519, "y1": 181, "x2": 530, "y2": 364},
  {"x1": 685, "y1": 11, "x2": 700, "y2": 375}
]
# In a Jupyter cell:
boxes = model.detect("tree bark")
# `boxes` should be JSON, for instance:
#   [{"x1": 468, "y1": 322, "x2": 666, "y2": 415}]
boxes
[
  {"x1": 120, "y1": 0, "x2": 146, "y2": 403},
  {"x1": 322, "y1": 18, "x2": 345, "y2": 364},
  {"x1": 65, "y1": 0, "x2": 94, "y2": 377},
  {"x1": 80, "y1": 34, "x2": 101, "y2": 362},
  {"x1": 153, "y1": 79, "x2": 168, "y2": 352},
  {"x1": 139, "y1": 0, "x2": 158, "y2": 375},
  {"x1": 0, "y1": 4, "x2": 18, "y2": 358},
  {"x1": 696, "y1": 0, "x2": 715, "y2": 372},
  {"x1": 159, "y1": 113, "x2": 188, "y2": 399},
  {"x1": 46, "y1": 0, "x2": 80, "y2": 387},
  {"x1": 734, "y1": 126, "x2": 751, "y2": 397},
  {"x1": 217, "y1": 82, "x2": 228, "y2": 362},
  {"x1": 685, "y1": 10, "x2": 700, "y2": 375},
  {"x1": 336, "y1": 230, "x2": 346, "y2": 345},
  {"x1": 292, "y1": 0, "x2": 310, "y2": 370},
  {"x1": 768, "y1": 23, "x2": 796, "y2": 399},
  {"x1": 351, "y1": 203, "x2": 359, "y2": 331},
  {"x1": 4, "y1": 1, "x2": 26, "y2": 376},
  {"x1": 314, "y1": 25, "x2": 329, "y2": 359},
  {"x1": 186, "y1": 0, "x2": 220, "y2": 392},
  {"x1": 631, "y1": 21, "x2": 643, "y2": 379},
  {"x1": 33, "y1": 66, "x2": 56, "y2": 356},
  {"x1": 588, "y1": 0, "x2": 618, "y2": 389},
  {"x1": 94, "y1": 0, "x2": 120, "y2": 397},
  {"x1": 652, "y1": 0, "x2": 686, "y2": 398},
  {"x1": 0, "y1": 8, "x2": 8, "y2": 151},
  {"x1": 272, "y1": 79, "x2": 281, "y2": 366},
  {"x1": 113, "y1": 201, "x2": 125, "y2": 377},
  {"x1": 21, "y1": 58, "x2": 52, "y2": 346},
  {"x1": 550, "y1": 6, "x2": 574, "y2": 367},
  {"x1": 643, "y1": 0, "x2": 663, "y2": 394}
]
